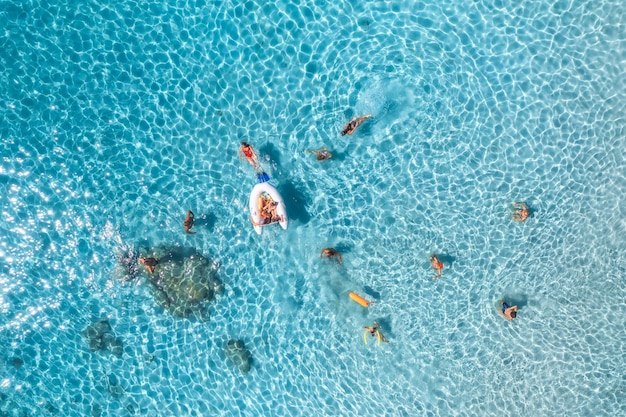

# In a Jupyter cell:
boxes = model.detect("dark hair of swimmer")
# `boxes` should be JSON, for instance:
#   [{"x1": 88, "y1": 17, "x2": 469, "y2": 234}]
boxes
[{"x1": 341, "y1": 121, "x2": 358, "y2": 136}]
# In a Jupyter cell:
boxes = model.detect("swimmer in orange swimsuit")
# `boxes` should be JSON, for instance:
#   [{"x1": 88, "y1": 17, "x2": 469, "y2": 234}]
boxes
[
  {"x1": 430, "y1": 254, "x2": 443, "y2": 280},
  {"x1": 341, "y1": 114, "x2": 372, "y2": 136},
  {"x1": 239, "y1": 141, "x2": 263, "y2": 172}
]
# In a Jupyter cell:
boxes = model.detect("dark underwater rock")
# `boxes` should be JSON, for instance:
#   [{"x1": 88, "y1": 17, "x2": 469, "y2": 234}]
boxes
[
  {"x1": 225, "y1": 339, "x2": 252, "y2": 374},
  {"x1": 103, "y1": 374, "x2": 125, "y2": 398},
  {"x1": 115, "y1": 246, "x2": 139, "y2": 282},
  {"x1": 81, "y1": 319, "x2": 124, "y2": 357},
  {"x1": 10, "y1": 357, "x2": 24, "y2": 369},
  {"x1": 138, "y1": 246, "x2": 222, "y2": 319}
]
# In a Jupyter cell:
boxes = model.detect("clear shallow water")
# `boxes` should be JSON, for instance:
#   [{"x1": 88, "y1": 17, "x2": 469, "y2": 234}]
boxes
[{"x1": 1, "y1": 0, "x2": 626, "y2": 415}]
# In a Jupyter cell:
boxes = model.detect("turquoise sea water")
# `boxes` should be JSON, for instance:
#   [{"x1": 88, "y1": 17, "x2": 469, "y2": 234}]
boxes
[{"x1": 1, "y1": 0, "x2": 626, "y2": 415}]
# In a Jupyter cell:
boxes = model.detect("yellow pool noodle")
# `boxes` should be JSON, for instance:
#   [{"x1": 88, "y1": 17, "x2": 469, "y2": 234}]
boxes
[{"x1": 349, "y1": 292, "x2": 371, "y2": 308}]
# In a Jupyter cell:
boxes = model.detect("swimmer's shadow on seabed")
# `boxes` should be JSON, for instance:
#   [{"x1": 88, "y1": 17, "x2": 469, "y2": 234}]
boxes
[
  {"x1": 371, "y1": 317, "x2": 393, "y2": 341},
  {"x1": 503, "y1": 294, "x2": 529, "y2": 310},
  {"x1": 277, "y1": 181, "x2": 311, "y2": 225},
  {"x1": 332, "y1": 243, "x2": 353, "y2": 257},
  {"x1": 193, "y1": 213, "x2": 217, "y2": 232},
  {"x1": 325, "y1": 150, "x2": 348, "y2": 162},
  {"x1": 432, "y1": 254, "x2": 455, "y2": 274},
  {"x1": 258, "y1": 142, "x2": 281, "y2": 170}
]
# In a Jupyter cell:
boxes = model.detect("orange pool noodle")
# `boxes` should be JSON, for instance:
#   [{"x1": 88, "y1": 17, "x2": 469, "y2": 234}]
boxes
[{"x1": 349, "y1": 292, "x2": 372, "y2": 308}]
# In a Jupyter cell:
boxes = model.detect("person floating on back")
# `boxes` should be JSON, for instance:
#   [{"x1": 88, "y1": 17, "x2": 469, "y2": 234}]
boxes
[
  {"x1": 184, "y1": 210, "x2": 196, "y2": 234},
  {"x1": 320, "y1": 248, "x2": 343, "y2": 264},
  {"x1": 363, "y1": 321, "x2": 389, "y2": 345},
  {"x1": 341, "y1": 114, "x2": 372, "y2": 136},
  {"x1": 239, "y1": 141, "x2": 263, "y2": 173},
  {"x1": 138, "y1": 257, "x2": 158, "y2": 274},
  {"x1": 306, "y1": 147, "x2": 333, "y2": 161},
  {"x1": 512, "y1": 202, "x2": 530, "y2": 223},
  {"x1": 430, "y1": 254, "x2": 443, "y2": 280},
  {"x1": 498, "y1": 300, "x2": 518, "y2": 320}
]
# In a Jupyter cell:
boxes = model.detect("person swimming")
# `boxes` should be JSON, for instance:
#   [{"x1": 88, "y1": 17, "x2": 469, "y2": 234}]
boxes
[
  {"x1": 306, "y1": 147, "x2": 333, "y2": 161},
  {"x1": 498, "y1": 300, "x2": 518, "y2": 320},
  {"x1": 184, "y1": 210, "x2": 196, "y2": 234},
  {"x1": 430, "y1": 254, "x2": 443, "y2": 280},
  {"x1": 239, "y1": 141, "x2": 263, "y2": 172},
  {"x1": 341, "y1": 114, "x2": 372, "y2": 136},
  {"x1": 512, "y1": 202, "x2": 530, "y2": 222},
  {"x1": 363, "y1": 322, "x2": 389, "y2": 344},
  {"x1": 320, "y1": 248, "x2": 343, "y2": 264},
  {"x1": 138, "y1": 257, "x2": 158, "y2": 274}
]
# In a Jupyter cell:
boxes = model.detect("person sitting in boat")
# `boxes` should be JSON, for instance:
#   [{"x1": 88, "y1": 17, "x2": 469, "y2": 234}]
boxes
[
  {"x1": 498, "y1": 300, "x2": 518, "y2": 320},
  {"x1": 320, "y1": 248, "x2": 342, "y2": 264},
  {"x1": 251, "y1": 198, "x2": 283, "y2": 226},
  {"x1": 341, "y1": 114, "x2": 372, "y2": 136},
  {"x1": 261, "y1": 200, "x2": 282, "y2": 222},
  {"x1": 512, "y1": 202, "x2": 530, "y2": 222},
  {"x1": 239, "y1": 141, "x2": 263, "y2": 172},
  {"x1": 306, "y1": 147, "x2": 333, "y2": 161},
  {"x1": 250, "y1": 216, "x2": 272, "y2": 227},
  {"x1": 430, "y1": 254, "x2": 443, "y2": 280}
]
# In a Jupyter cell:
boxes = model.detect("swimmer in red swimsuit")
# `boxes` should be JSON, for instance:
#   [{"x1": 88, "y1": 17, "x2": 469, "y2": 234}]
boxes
[
  {"x1": 239, "y1": 141, "x2": 263, "y2": 172},
  {"x1": 430, "y1": 254, "x2": 443, "y2": 280}
]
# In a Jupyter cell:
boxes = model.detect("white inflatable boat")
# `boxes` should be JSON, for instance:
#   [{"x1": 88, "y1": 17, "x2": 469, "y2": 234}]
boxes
[{"x1": 249, "y1": 177, "x2": 288, "y2": 235}]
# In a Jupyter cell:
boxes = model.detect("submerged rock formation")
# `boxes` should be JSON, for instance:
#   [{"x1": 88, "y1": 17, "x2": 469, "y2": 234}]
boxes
[
  {"x1": 137, "y1": 246, "x2": 223, "y2": 319},
  {"x1": 81, "y1": 319, "x2": 124, "y2": 357},
  {"x1": 115, "y1": 245, "x2": 139, "y2": 283},
  {"x1": 225, "y1": 339, "x2": 252, "y2": 374}
]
